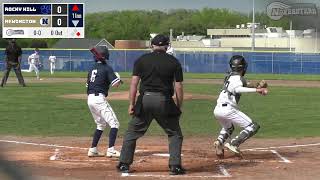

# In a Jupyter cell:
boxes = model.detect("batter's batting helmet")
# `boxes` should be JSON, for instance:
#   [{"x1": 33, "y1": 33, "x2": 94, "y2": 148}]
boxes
[
  {"x1": 229, "y1": 55, "x2": 247, "y2": 74},
  {"x1": 90, "y1": 46, "x2": 109, "y2": 62}
]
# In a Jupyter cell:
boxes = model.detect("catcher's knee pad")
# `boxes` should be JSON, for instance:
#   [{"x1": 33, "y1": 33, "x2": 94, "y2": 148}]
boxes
[
  {"x1": 231, "y1": 122, "x2": 260, "y2": 146},
  {"x1": 218, "y1": 124, "x2": 234, "y2": 143},
  {"x1": 247, "y1": 122, "x2": 260, "y2": 135}
]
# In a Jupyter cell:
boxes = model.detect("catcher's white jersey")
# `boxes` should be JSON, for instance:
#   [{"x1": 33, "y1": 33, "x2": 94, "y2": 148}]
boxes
[
  {"x1": 216, "y1": 74, "x2": 244, "y2": 108},
  {"x1": 214, "y1": 74, "x2": 255, "y2": 128}
]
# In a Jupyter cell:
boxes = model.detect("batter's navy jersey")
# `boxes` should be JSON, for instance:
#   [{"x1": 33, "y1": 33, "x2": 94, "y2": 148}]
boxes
[{"x1": 87, "y1": 62, "x2": 120, "y2": 96}]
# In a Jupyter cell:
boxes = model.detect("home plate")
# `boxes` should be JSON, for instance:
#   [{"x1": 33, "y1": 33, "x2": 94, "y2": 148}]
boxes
[{"x1": 152, "y1": 153, "x2": 183, "y2": 157}]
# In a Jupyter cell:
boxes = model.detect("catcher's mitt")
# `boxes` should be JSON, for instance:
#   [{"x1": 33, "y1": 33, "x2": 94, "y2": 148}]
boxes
[{"x1": 256, "y1": 80, "x2": 268, "y2": 88}]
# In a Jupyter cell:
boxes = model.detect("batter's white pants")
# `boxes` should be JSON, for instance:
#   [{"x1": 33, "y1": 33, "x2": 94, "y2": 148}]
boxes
[
  {"x1": 214, "y1": 103, "x2": 252, "y2": 129},
  {"x1": 22, "y1": 64, "x2": 39, "y2": 79},
  {"x1": 87, "y1": 93, "x2": 120, "y2": 130},
  {"x1": 50, "y1": 63, "x2": 55, "y2": 74}
]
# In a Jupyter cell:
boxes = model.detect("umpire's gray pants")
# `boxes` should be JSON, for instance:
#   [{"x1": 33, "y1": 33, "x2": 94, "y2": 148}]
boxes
[{"x1": 120, "y1": 92, "x2": 183, "y2": 166}]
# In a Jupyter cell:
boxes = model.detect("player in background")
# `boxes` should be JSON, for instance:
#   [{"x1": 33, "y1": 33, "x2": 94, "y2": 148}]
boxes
[
  {"x1": 166, "y1": 43, "x2": 176, "y2": 56},
  {"x1": 213, "y1": 55, "x2": 268, "y2": 158},
  {"x1": 48, "y1": 52, "x2": 56, "y2": 74},
  {"x1": 86, "y1": 46, "x2": 122, "y2": 158},
  {"x1": 22, "y1": 48, "x2": 42, "y2": 80}
]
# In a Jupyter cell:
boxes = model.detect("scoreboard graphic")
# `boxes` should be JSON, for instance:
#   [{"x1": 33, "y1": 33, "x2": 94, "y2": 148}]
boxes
[{"x1": 2, "y1": 3, "x2": 85, "y2": 38}]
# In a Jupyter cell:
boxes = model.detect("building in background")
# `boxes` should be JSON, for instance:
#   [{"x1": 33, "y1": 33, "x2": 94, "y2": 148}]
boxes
[{"x1": 169, "y1": 24, "x2": 320, "y2": 53}]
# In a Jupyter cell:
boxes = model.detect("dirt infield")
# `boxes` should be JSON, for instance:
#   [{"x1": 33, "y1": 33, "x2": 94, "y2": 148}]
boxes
[{"x1": 0, "y1": 136, "x2": 320, "y2": 180}]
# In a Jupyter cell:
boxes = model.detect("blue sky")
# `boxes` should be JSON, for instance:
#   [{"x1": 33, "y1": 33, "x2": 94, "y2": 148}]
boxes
[{"x1": 0, "y1": 0, "x2": 319, "y2": 13}]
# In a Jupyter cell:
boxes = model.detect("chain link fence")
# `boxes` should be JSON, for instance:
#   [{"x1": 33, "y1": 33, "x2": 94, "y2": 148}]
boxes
[{"x1": 1, "y1": 49, "x2": 320, "y2": 74}]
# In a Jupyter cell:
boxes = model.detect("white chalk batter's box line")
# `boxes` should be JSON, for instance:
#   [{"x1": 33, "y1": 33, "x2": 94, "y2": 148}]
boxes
[{"x1": 121, "y1": 164, "x2": 231, "y2": 178}]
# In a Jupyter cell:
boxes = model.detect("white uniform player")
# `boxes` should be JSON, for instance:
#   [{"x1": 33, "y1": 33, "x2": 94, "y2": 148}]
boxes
[
  {"x1": 22, "y1": 49, "x2": 41, "y2": 80},
  {"x1": 166, "y1": 44, "x2": 175, "y2": 56},
  {"x1": 213, "y1": 55, "x2": 268, "y2": 158},
  {"x1": 48, "y1": 55, "x2": 56, "y2": 74}
]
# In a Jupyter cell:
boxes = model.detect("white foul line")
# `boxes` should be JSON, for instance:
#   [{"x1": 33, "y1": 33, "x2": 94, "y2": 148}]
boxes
[
  {"x1": 0, "y1": 139, "x2": 146, "y2": 154},
  {"x1": 243, "y1": 142, "x2": 320, "y2": 151},
  {"x1": 270, "y1": 150, "x2": 292, "y2": 163},
  {"x1": 0, "y1": 139, "x2": 87, "y2": 150}
]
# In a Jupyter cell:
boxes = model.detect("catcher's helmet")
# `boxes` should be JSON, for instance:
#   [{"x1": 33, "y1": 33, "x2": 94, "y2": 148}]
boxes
[
  {"x1": 90, "y1": 46, "x2": 109, "y2": 62},
  {"x1": 229, "y1": 55, "x2": 247, "y2": 74}
]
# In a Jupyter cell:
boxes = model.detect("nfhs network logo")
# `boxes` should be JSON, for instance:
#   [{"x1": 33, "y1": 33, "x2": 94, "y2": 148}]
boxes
[{"x1": 40, "y1": 17, "x2": 50, "y2": 26}]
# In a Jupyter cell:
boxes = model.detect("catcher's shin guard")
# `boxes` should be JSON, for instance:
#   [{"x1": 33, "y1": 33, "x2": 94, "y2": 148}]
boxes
[
  {"x1": 230, "y1": 122, "x2": 260, "y2": 147},
  {"x1": 217, "y1": 124, "x2": 234, "y2": 144}
]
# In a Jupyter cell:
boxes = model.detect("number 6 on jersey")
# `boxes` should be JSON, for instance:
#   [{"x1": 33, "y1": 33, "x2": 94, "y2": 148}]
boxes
[{"x1": 90, "y1": 69, "x2": 97, "y2": 82}]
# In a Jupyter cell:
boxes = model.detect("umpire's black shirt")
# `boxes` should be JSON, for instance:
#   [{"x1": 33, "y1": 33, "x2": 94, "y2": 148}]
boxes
[
  {"x1": 133, "y1": 50, "x2": 183, "y2": 96},
  {"x1": 5, "y1": 44, "x2": 22, "y2": 63}
]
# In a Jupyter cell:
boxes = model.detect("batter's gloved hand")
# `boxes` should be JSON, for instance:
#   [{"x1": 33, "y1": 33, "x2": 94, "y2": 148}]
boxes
[{"x1": 256, "y1": 80, "x2": 268, "y2": 88}]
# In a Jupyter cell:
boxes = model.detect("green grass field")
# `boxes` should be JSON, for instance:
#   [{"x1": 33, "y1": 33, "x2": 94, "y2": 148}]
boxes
[
  {"x1": 10, "y1": 71, "x2": 320, "y2": 81},
  {"x1": 1, "y1": 73, "x2": 319, "y2": 138}
]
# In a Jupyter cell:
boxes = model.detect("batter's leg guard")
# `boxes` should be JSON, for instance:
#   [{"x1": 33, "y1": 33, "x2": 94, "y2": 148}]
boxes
[
  {"x1": 230, "y1": 122, "x2": 260, "y2": 147},
  {"x1": 217, "y1": 124, "x2": 234, "y2": 144}
]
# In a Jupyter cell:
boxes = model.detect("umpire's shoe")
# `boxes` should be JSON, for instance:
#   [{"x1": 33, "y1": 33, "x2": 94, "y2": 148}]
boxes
[
  {"x1": 169, "y1": 165, "x2": 186, "y2": 175},
  {"x1": 117, "y1": 162, "x2": 129, "y2": 173}
]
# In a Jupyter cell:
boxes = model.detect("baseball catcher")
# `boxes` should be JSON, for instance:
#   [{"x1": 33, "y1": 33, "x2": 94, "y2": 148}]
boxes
[{"x1": 213, "y1": 55, "x2": 268, "y2": 158}]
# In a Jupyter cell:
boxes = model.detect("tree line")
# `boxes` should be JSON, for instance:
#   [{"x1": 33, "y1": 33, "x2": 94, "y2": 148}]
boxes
[{"x1": 0, "y1": 8, "x2": 291, "y2": 48}]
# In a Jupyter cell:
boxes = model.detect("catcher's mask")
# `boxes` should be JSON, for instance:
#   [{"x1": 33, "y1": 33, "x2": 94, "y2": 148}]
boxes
[
  {"x1": 90, "y1": 46, "x2": 109, "y2": 63},
  {"x1": 229, "y1": 55, "x2": 248, "y2": 75}
]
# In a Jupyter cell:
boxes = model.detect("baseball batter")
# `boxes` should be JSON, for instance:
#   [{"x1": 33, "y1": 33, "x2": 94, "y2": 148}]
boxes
[
  {"x1": 48, "y1": 54, "x2": 56, "y2": 74},
  {"x1": 213, "y1": 55, "x2": 268, "y2": 157},
  {"x1": 86, "y1": 46, "x2": 122, "y2": 158},
  {"x1": 22, "y1": 48, "x2": 41, "y2": 80}
]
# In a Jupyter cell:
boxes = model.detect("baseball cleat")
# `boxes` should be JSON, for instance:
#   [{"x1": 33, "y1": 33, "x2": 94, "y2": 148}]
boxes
[
  {"x1": 169, "y1": 165, "x2": 186, "y2": 175},
  {"x1": 225, "y1": 143, "x2": 241, "y2": 155},
  {"x1": 214, "y1": 140, "x2": 224, "y2": 158},
  {"x1": 87, "y1": 147, "x2": 105, "y2": 157},
  {"x1": 106, "y1": 148, "x2": 120, "y2": 158}
]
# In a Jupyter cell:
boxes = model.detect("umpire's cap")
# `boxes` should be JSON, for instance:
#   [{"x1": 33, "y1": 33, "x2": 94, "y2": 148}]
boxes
[{"x1": 151, "y1": 34, "x2": 170, "y2": 46}]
